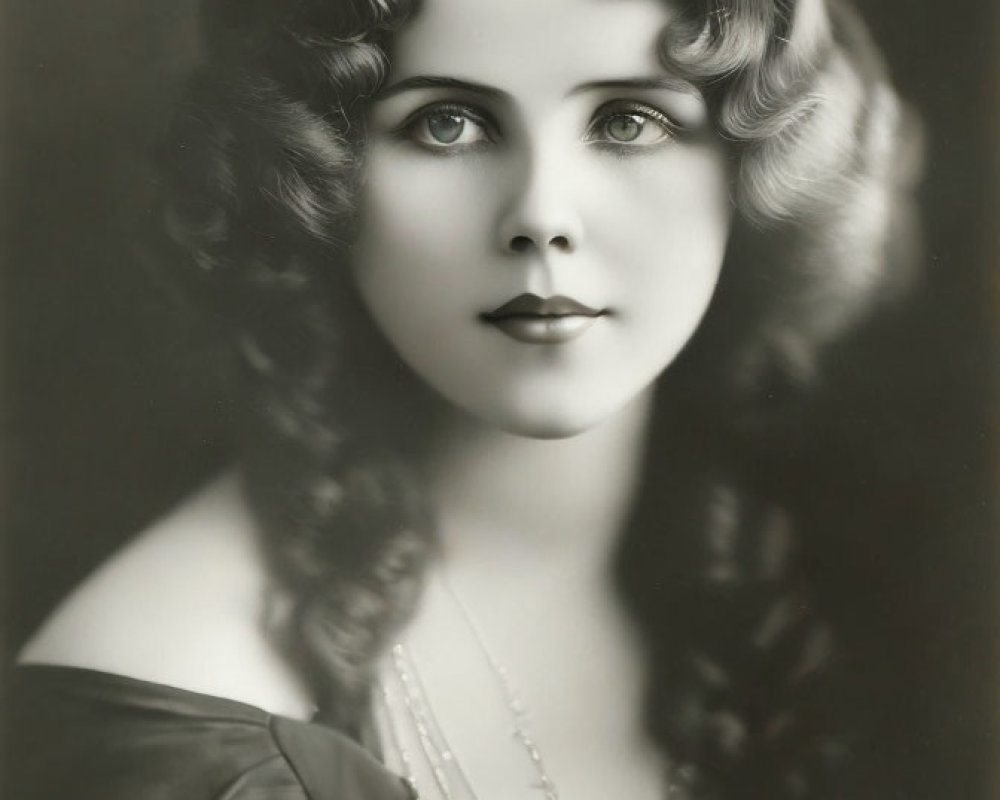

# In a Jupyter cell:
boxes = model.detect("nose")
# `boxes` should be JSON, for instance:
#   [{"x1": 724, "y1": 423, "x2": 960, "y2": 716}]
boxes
[{"x1": 497, "y1": 145, "x2": 583, "y2": 255}]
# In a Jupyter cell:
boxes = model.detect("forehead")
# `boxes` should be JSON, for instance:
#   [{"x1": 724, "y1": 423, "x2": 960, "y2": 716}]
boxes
[{"x1": 389, "y1": 0, "x2": 674, "y2": 88}]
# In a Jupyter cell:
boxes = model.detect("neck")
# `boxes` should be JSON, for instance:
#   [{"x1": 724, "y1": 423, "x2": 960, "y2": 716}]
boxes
[{"x1": 417, "y1": 388, "x2": 655, "y2": 578}]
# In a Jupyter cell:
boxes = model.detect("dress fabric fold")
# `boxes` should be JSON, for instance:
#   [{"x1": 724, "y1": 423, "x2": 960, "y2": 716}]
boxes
[{"x1": 4, "y1": 664, "x2": 414, "y2": 800}]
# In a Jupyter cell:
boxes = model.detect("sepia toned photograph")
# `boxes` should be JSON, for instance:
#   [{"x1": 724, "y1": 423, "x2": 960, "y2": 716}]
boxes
[{"x1": 3, "y1": 0, "x2": 998, "y2": 798}]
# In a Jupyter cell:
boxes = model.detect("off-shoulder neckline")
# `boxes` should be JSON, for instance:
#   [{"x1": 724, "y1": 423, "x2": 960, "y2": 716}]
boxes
[
  {"x1": 9, "y1": 662, "x2": 412, "y2": 800},
  {"x1": 12, "y1": 661, "x2": 326, "y2": 729}
]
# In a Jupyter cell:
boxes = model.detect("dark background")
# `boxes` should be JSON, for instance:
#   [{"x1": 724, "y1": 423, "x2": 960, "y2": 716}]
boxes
[{"x1": 3, "y1": 0, "x2": 998, "y2": 796}]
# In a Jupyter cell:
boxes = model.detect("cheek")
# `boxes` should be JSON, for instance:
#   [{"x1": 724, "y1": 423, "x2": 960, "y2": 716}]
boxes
[
  {"x1": 352, "y1": 149, "x2": 493, "y2": 330},
  {"x1": 590, "y1": 143, "x2": 732, "y2": 339},
  {"x1": 595, "y1": 143, "x2": 731, "y2": 263},
  {"x1": 358, "y1": 149, "x2": 492, "y2": 266}
]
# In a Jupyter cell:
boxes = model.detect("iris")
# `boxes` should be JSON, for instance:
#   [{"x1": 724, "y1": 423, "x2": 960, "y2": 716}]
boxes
[
  {"x1": 427, "y1": 114, "x2": 465, "y2": 144},
  {"x1": 606, "y1": 114, "x2": 644, "y2": 142}
]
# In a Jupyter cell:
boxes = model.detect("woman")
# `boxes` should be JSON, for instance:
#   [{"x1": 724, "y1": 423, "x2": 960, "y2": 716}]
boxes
[{"x1": 9, "y1": 0, "x2": 921, "y2": 798}]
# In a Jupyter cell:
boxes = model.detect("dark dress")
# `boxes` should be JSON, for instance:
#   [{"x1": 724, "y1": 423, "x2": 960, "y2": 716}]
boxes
[{"x1": 4, "y1": 664, "x2": 414, "y2": 800}]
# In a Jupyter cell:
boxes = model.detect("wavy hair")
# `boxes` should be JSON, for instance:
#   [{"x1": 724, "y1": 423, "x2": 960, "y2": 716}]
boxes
[{"x1": 157, "y1": 0, "x2": 921, "y2": 796}]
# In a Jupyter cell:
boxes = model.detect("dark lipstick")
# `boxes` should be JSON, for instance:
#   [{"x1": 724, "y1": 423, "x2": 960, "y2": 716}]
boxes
[{"x1": 480, "y1": 293, "x2": 607, "y2": 344}]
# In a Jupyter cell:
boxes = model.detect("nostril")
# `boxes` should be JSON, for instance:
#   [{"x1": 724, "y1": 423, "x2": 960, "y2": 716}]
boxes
[
  {"x1": 548, "y1": 235, "x2": 570, "y2": 251},
  {"x1": 510, "y1": 235, "x2": 533, "y2": 253}
]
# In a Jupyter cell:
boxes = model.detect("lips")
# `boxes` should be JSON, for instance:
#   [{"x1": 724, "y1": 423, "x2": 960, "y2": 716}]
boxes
[{"x1": 480, "y1": 293, "x2": 607, "y2": 344}]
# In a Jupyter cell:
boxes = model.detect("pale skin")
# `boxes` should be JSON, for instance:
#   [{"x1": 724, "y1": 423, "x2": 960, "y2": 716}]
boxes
[{"x1": 20, "y1": 0, "x2": 733, "y2": 798}]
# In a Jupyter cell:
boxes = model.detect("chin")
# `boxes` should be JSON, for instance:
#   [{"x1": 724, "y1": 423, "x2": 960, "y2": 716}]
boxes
[{"x1": 484, "y1": 402, "x2": 613, "y2": 441}]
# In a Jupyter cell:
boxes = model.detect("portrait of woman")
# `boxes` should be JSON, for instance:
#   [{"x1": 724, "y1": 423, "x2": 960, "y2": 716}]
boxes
[{"x1": 3, "y1": 0, "x2": 997, "y2": 798}]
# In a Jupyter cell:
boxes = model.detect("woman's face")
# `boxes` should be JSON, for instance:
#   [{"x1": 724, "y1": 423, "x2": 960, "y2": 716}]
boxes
[{"x1": 351, "y1": 0, "x2": 732, "y2": 439}]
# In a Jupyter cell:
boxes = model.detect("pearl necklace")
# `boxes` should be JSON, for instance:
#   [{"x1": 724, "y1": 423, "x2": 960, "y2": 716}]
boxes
[
  {"x1": 377, "y1": 579, "x2": 560, "y2": 800},
  {"x1": 380, "y1": 642, "x2": 473, "y2": 799}
]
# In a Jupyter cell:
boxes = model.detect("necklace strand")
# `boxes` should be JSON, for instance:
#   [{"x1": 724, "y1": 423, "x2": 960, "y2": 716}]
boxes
[
  {"x1": 376, "y1": 669, "x2": 420, "y2": 796},
  {"x1": 441, "y1": 576, "x2": 560, "y2": 800},
  {"x1": 379, "y1": 574, "x2": 677, "y2": 800},
  {"x1": 378, "y1": 575, "x2": 561, "y2": 800},
  {"x1": 383, "y1": 643, "x2": 477, "y2": 799}
]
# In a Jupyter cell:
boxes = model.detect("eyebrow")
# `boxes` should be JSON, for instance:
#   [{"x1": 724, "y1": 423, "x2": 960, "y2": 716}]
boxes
[
  {"x1": 569, "y1": 77, "x2": 698, "y2": 96},
  {"x1": 375, "y1": 75, "x2": 697, "y2": 103},
  {"x1": 375, "y1": 76, "x2": 509, "y2": 102}
]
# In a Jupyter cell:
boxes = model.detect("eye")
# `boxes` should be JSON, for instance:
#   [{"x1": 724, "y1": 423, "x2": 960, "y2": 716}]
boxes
[
  {"x1": 404, "y1": 103, "x2": 494, "y2": 149},
  {"x1": 585, "y1": 102, "x2": 678, "y2": 147}
]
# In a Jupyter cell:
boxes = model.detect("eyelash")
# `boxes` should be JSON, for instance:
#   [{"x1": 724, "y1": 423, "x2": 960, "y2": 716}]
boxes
[
  {"x1": 395, "y1": 100, "x2": 680, "y2": 154},
  {"x1": 585, "y1": 101, "x2": 679, "y2": 150},
  {"x1": 395, "y1": 102, "x2": 497, "y2": 154}
]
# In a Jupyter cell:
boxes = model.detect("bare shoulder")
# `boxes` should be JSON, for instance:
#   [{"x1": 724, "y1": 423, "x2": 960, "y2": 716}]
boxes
[{"x1": 18, "y1": 471, "x2": 315, "y2": 720}]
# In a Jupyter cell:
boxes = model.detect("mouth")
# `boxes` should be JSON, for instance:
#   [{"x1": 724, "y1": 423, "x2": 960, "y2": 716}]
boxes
[{"x1": 480, "y1": 293, "x2": 608, "y2": 345}]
